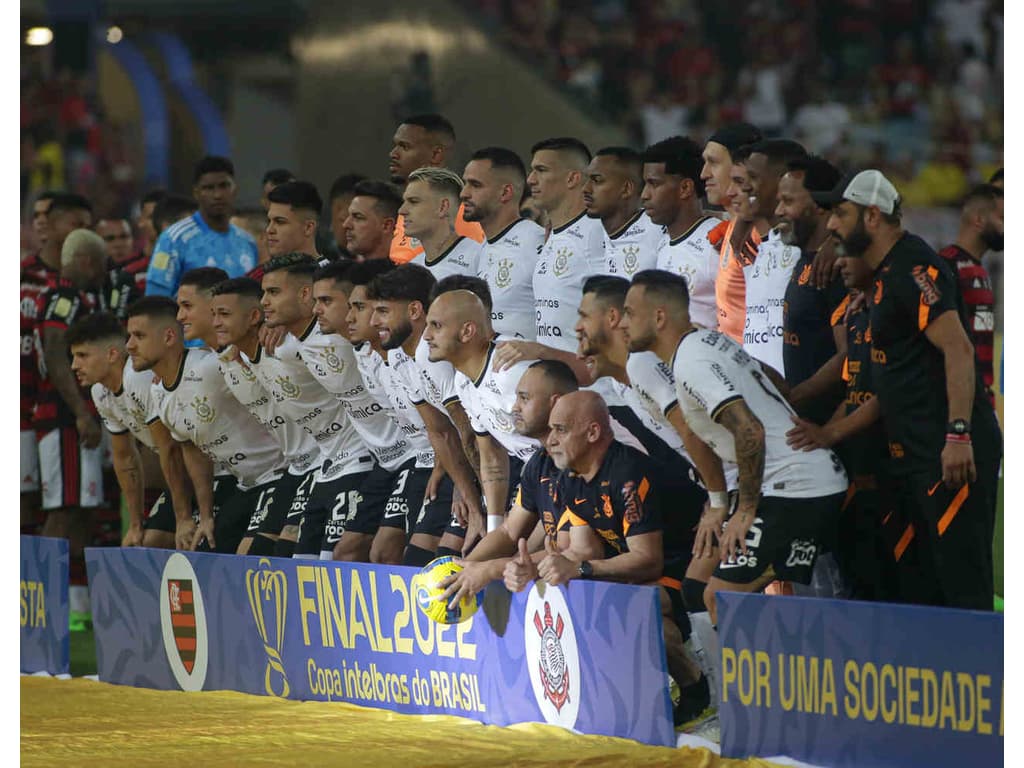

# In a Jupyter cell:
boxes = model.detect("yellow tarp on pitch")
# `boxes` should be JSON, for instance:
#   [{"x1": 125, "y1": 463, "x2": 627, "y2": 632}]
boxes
[{"x1": 21, "y1": 677, "x2": 786, "y2": 768}]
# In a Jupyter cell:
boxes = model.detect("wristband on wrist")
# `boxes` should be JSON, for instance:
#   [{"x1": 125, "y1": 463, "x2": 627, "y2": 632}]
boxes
[
  {"x1": 709, "y1": 491, "x2": 729, "y2": 509},
  {"x1": 945, "y1": 432, "x2": 972, "y2": 444},
  {"x1": 486, "y1": 514, "x2": 504, "y2": 533}
]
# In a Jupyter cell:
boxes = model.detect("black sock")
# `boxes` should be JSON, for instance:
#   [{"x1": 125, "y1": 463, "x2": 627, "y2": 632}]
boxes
[
  {"x1": 248, "y1": 535, "x2": 276, "y2": 556},
  {"x1": 682, "y1": 577, "x2": 708, "y2": 613},
  {"x1": 403, "y1": 544, "x2": 435, "y2": 567},
  {"x1": 435, "y1": 546, "x2": 461, "y2": 559},
  {"x1": 273, "y1": 538, "x2": 296, "y2": 558}
]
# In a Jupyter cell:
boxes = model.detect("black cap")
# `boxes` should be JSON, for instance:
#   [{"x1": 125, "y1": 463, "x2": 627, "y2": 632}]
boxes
[
  {"x1": 787, "y1": 155, "x2": 842, "y2": 200},
  {"x1": 808, "y1": 170, "x2": 857, "y2": 210},
  {"x1": 706, "y1": 123, "x2": 763, "y2": 156}
]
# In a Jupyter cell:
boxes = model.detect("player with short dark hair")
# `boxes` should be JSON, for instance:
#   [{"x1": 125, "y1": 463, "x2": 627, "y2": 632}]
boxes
[
  {"x1": 430, "y1": 273, "x2": 493, "y2": 311},
  {"x1": 641, "y1": 136, "x2": 720, "y2": 329},
  {"x1": 388, "y1": 114, "x2": 484, "y2": 264},
  {"x1": 343, "y1": 180, "x2": 403, "y2": 262},
  {"x1": 327, "y1": 173, "x2": 367, "y2": 253},
  {"x1": 145, "y1": 155, "x2": 257, "y2": 297},
  {"x1": 401, "y1": 167, "x2": 480, "y2": 279},
  {"x1": 152, "y1": 195, "x2": 198, "y2": 235},
  {"x1": 265, "y1": 180, "x2": 323, "y2": 259},
  {"x1": 938, "y1": 184, "x2": 1002, "y2": 405},
  {"x1": 67, "y1": 311, "x2": 195, "y2": 550},
  {"x1": 126, "y1": 296, "x2": 287, "y2": 555},
  {"x1": 623, "y1": 269, "x2": 849, "y2": 621},
  {"x1": 586, "y1": 146, "x2": 662, "y2": 279},
  {"x1": 135, "y1": 188, "x2": 167, "y2": 265},
  {"x1": 462, "y1": 147, "x2": 544, "y2": 339},
  {"x1": 260, "y1": 168, "x2": 296, "y2": 211},
  {"x1": 821, "y1": 170, "x2": 1002, "y2": 610}
]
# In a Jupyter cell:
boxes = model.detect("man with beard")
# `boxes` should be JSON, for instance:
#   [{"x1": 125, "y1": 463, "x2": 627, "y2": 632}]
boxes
[
  {"x1": 584, "y1": 146, "x2": 662, "y2": 279},
  {"x1": 820, "y1": 170, "x2": 1001, "y2": 610},
  {"x1": 386, "y1": 114, "x2": 483, "y2": 263},
  {"x1": 400, "y1": 167, "x2": 480, "y2": 279},
  {"x1": 642, "y1": 137, "x2": 720, "y2": 329},
  {"x1": 463, "y1": 147, "x2": 544, "y2": 339},
  {"x1": 939, "y1": 184, "x2": 1002, "y2": 406},
  {"x1": 778, "y1": 156, "x2": 849, "y2": 426}
]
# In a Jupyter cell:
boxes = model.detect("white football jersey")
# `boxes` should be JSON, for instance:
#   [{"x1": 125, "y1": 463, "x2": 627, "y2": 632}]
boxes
[
  {"x1": 409, "y1": 236, "x2": 480, "y2": 281},
  {"x1": 599, "y1": 210, "x2": 662, "y2": 278},
  {"x1": 655, "y1": 215, "x2": 720, "y2": 329},
  {"x1": 355, "y1": 344, "x2": 433, "y2": 469},
  {"x1": 412, "y1": 336, "x2": 460, "y2": 412},
  {"x1": 92, "y1": 359, "x2": 159, "y2": 451},
  {"x1": 384, "y1": 346, "x2": 440, "y2": 469},
  {"x1": 626, "y1": 350, "x2": 739, "y2": 491},
  {"x1": 241, "y1": 323, "x2": 370, "y2": 478},
  {"x1": 672, "y1": 329, "x2": 848, "y2": 498},
  {"x1": 151, "y1": 348, "x2": 284, "y2": 490},
  {"x1": 217, "y1": 347, "x2": 320, "y2": 475},
  {"x1": 452, "y1": 341, "x2": 540, "y2": 461},
  {"x1": 477, "y1": 218, "x2": 544, "y2": 339},
  {"x1": 742, "y1": 230, "x2": 800, "y2": 376},
  {"x1": 298, "y1": 329, "x2": 416, "y2": 472},
  {"x1": 532, "y1": 211, "x2": 605, "y2": 352}
]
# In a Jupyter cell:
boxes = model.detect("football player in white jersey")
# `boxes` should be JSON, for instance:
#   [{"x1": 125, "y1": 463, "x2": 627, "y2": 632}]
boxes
[
  {"x1": 462, "y1": 147, "x2": 544, "y2": 339},
  {"x1": 583, "y1": 147, "x2": 661, "y2": 278},
  {"x1": 424, "y1": 289, "x2": 541, "y2": 532},
  {"x1": 126, "y1": 297, "x2": 287, "y2": 555},
  {"x1": 265, "y1": 181, "x2": 324, "y2": 259},
  {"x1": 256, "y1": 254, "x2": 374, "y2": 559},
  {"x1": 400, "y1": 167, "x2": 480, "y2": 280},
  {"x1": 310, "y1": 260, "x2": 437, "y2": 563},
  {"x1": 67, "y1": 312, "x2": 195, "y2": 550},
  {"x1": 641, "y1": 136, "x2": 720, "y2": 330},
  {"x1": 209, "y1": 276, "x2": 324, "y2": 558},
  {"x1": 492, "y1": 137, "x2": 601, "y2": 383},
  {"x1": 366, "y1": 264, "x2": 484, "y2": 563},
  {"x1": 622, "y1": 270, "x2": 848, "y2": 622}
]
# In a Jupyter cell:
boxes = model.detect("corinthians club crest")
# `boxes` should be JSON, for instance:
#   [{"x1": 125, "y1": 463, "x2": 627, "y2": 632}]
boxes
[
  {"x1": 192, "y1": 395, "x2": 215, "y2": 424},
  {"x1": 275, "y1": 375, "x2": 301, "y2": 399},
  {"x1": 524, "y1": 584, "x2": 580, "y2": 728},
  {"x1": 552, "y1": 247, "x2": 572, "y2": 277},
  {"x1": 495, "y1": 258, "x2": 514, "y2": 288},
  {"x1": 621, "y1": 245, "x2": 640, "y2": 275},
  {"x1": 321, "y1": 346, "x2": 344, "y2": 374}
]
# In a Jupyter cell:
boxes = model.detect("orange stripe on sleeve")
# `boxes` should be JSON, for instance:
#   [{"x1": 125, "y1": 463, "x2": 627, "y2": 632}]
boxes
[
  {"x1": 937, "y1": 484, "x2": 970, "y2": 536},
  {"x1": 841, "y1": 356, "x2": 850, "y2": 383},
  {"x1": 917, "y1": 267, "x2": 941, "y2": 331},
  {"x1": 831, "y1": 294, "x2": 850, "y2": 327},
  {"x1": 638, "y1": 477, "x2": 650, "y2": 502}
]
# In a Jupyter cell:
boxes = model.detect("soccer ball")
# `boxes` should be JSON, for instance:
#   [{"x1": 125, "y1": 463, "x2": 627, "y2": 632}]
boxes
[{"x1": 413, "y1": 556, "x2": 480, "y2": 625}]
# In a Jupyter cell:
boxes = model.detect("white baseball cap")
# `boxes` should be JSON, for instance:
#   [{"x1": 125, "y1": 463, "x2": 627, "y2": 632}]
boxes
[{"x1": 811, "y1": 169, "x2": 901, "y2": 214}]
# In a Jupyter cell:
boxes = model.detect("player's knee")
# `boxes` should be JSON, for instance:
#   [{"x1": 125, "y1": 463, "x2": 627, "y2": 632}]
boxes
[
  {"x1": 683, "y1": 577, "x2": 708, "y2": 613},
  {"x1": 704, "y1": 583, "x2": 719, "y2": 624}
]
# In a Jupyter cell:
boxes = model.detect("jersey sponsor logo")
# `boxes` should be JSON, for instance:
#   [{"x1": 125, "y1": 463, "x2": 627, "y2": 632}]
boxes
[
  {"x1": 192, "y1": 395, "x2": 216, "y2": 423},
  {"x1": 51, "y1": 297, "x2": 73, "y2": 319},
  {"x1": 710, "y1": 362, "x2": 736, "y2": 391},
  {"x1": 911, "y1": 266, "x2": 941, "y2": 305},
  {"x1": 785, "y1": 539, "x2": 817, "y2": 568},
  {"x1": 525, "y1": 584, "x2": 580, "y2": 728},
  {"x1": 871, "y1": 348, "x2": 887, "y2": 365},
  {"x1": 160, "y1": 553, "x2": 209, "y2": 691},
  {"x1": 873, "y1": 279, "x2": 884, "y2": 305},
  {"x1": 553, "y1": 247, "x2": 572, "y2": 277},
  {"x1": 245, "y1": 558, "x2": 291, "y2": 697}
]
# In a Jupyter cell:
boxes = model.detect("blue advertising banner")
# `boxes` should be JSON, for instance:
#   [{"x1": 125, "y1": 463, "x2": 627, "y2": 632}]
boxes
[
  {"x1": 85, "y1": 548, "x2": 675, "y2": 746},
  {"x1": 717, "y1": 593, "x2": 1003, "y2": 768},
  {"x1": 20, "y1": 536, "x2": 69, "y2": 675}
]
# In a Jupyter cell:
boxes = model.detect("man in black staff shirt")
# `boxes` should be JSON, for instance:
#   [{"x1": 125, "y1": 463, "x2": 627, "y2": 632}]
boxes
[
  {"x1": 778, "y1": 155, "x2": 848, "y2": 425},
  {"x1": 821, "y1": 169, "x2": 1002, "y2": 610}
]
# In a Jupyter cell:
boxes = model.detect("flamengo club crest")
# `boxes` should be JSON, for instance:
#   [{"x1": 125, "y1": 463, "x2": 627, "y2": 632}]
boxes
[
  {"x1": 524, "y1": 584, "x2": 580, "y2": 728},
  {"x1": 159, "y1": 553, "x2": 209, "y2": 691}
]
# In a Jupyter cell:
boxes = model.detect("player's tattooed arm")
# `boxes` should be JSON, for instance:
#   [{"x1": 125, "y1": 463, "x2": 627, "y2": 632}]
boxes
[
  {"x1": 715, "y1": 399, "x2": 766, "y2": 561},
  {"x1": 42, "y1": 325, "x2": 101, "y2": 448},
  {"x1": 716, "y1": 399, "x2": 765, "y2": 511},
  {"x1": 477, "y1": 434, "x2": 510, "y2": 526},
  {"x1": 181, "y1": 441, "x2": 216, "y2": 550},
  {"x1": 415, "y1": 401, "x2": 483, "y2": 525},
  {"x1": 444, "y1": 400, "x2": 481, "y2": 478},
  {"x1": 110, "y1": 432, "x2": 146, "y2": 546},
  {"x1": 149, "y1": 420, "x2": 197, "y2": 549}
]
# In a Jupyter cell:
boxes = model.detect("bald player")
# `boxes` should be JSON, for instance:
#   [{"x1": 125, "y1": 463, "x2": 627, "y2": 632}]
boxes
[
  {"x1": 387, "y1": 114, "x2": 483, "y2": 263},
  {"x1": 400, "y1": 167, "x2": 480, "y2": 279},
  {"x1": 584, "y1": 147, "x2": 662, "y2": 278},
  {"x1": 424, "y1": 290, "x2": 541, "y2": 531},
  {"x1": 492, "y1": 137, "x2": 602, "y2": 384},
  {"x1": 462, "y1": 146, "x2": 544, "y2": 339}
]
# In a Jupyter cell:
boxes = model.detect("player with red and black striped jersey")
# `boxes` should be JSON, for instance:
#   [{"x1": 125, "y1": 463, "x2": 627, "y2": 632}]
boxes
[
  {"x1": 938, "y1": 184, "x2": 1002, "y2": 407},
  {"x1": 21, "y1": 194, "x2": 90, "y2": 504},
  {"x1": 68, "y1": 312, "x2": 196, "y2": 551},
  {"x1": 822, "y1": 170, "x2": 1002, "y2": 610}
]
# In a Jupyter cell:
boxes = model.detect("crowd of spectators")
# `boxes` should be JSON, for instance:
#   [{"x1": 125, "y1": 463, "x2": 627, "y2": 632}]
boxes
[{"x1": 468, "y1": 0, "x2": 1002, "y2": 206}]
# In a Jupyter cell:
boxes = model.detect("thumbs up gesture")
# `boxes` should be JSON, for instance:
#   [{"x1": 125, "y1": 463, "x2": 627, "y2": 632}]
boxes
[
  {"x1": 538, "y1": 533, "x2": 575, "y2": 586},
  {"x1": 503, "y1": 537, "x2": 538, "y2": 593}
]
